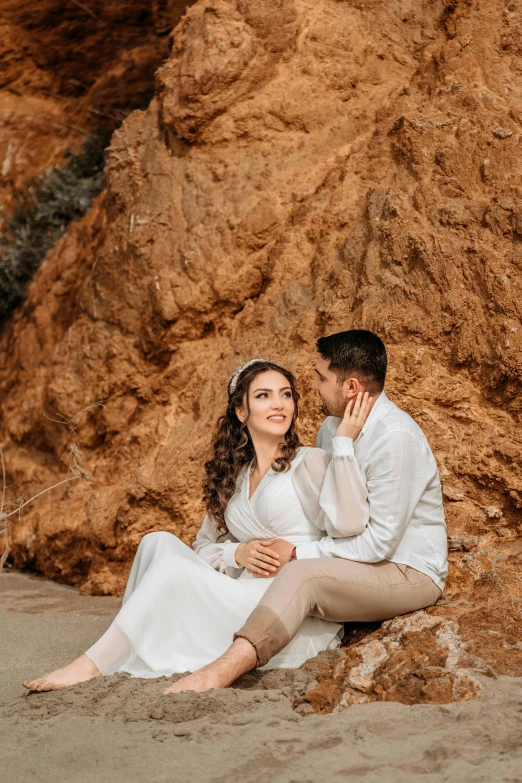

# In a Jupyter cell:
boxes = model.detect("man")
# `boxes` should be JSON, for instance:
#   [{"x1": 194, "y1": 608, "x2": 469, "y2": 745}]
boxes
[{"x1": 168, "y1": 329, "x2": 448, "y2": 693}]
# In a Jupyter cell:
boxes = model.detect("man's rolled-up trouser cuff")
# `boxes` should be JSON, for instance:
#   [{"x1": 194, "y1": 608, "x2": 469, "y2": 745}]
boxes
[{"x1": 233, "y1": 605, "x2": 291, "y2": 668}]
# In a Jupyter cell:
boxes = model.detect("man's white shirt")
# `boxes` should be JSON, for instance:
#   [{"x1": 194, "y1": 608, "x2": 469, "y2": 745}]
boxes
[{"x1": 296, "y1": 392, "x2": 448, "y2": 591}]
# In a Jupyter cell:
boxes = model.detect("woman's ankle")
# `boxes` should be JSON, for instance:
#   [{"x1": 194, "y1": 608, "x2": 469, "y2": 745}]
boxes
[{"x1": 78, "y1": 654, "x2": 101, "y2": 676}]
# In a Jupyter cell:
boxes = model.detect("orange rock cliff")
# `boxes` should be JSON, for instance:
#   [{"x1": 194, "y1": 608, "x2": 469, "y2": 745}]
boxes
[{"x1": 1, "y1": 0, "x2": 521, "y2": 707}]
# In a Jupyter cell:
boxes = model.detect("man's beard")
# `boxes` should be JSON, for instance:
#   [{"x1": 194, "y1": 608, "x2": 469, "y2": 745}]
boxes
[{"x1": 321, "y1": 392, "x2": 345, "y2": 418}]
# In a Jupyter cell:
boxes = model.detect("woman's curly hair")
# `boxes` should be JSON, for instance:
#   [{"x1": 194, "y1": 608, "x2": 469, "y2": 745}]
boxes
[{"x1": 203, "y1": 361, "x2": 301, "y2": 534}]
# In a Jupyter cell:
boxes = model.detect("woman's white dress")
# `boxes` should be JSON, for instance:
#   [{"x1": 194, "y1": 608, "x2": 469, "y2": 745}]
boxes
[{"x1": 86, "y1": 445, "x2": 368, "y2": 676}]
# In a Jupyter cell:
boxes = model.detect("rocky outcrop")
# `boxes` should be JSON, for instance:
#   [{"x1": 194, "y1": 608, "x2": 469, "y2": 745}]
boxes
[
  {"x1": 0, "y1": 0, "x2": 193, "y2": 226},
  {"x1": 0, "y1": 0, "x2": 521, "y2": 705},
  {"x1": 298, "y1": 613, "x2": 484, "y2": 713}
]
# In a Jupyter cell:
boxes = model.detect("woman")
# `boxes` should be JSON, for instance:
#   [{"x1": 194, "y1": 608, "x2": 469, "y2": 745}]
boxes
[{"x1": 23, "y1": 359, "x2": 371, "y2": 692}]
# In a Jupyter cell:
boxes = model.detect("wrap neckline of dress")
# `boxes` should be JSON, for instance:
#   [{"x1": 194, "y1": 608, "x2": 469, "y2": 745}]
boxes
[{"x1": 246, "y1": 461, "x2": 275, "y2": 504}]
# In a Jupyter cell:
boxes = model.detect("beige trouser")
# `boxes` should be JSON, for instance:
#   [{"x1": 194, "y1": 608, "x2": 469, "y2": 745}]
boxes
[{"x1": 234, "y1": 559, "x2": 442, "y2": 667}]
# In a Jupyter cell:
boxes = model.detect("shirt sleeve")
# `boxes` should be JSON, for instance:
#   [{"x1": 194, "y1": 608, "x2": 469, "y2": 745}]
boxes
[
  {"x1": 293, "y1": 443, "x2": 369, "y2": 537},
  {"x1": 296, "y1": 431, "x2": 430, "y2": 562},
  {"x1": 192, "y1": 514, "x2": 244, "y2": 578}
]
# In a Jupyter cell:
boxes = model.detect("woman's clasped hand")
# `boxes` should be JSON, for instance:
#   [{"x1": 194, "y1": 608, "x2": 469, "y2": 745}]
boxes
[
  {"x1": 334, "y1": 391, "x2": 373, "y2": 440},
  {"x1": 234, "y1": 539, "x2": 280, "y2": 576}
]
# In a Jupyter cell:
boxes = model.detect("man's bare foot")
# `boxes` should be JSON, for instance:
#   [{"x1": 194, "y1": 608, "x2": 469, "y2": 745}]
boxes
[
  {"x1": 164, "y1": 669, "x2": 220, "y2": 695},
  {"x1": 23, "y1": 654, "x2": 102, "y2": 692},
  {"x1": 164, "y1": 637, "x2": 257, "y2": 695}
]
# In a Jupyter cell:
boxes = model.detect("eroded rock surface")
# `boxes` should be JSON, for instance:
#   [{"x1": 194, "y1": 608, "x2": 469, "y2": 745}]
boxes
[
  {"x1": 0, "y1": 0, "x2": 193, "y2": 225},
  {"x1": 1, "y1": 0, "x2": 521, "y2": 708},
  {"x1": 301, "y1": 613, "x2": 484, "y2": 712}
]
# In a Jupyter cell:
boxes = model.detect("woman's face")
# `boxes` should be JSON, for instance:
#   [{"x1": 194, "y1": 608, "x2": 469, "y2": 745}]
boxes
[{"x1": 236, "y1": 370, "x2": 295, "y2": 439}]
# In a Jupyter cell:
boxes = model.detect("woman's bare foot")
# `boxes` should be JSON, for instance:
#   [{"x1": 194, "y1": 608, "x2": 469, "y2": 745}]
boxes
[{"x1": 23, "y1": 654, "x2": 102, "y2": 692}]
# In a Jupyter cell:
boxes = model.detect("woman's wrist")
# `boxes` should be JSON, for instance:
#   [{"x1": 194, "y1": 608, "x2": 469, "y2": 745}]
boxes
[{"x1": 235, "y1": 543, "x2": 246, "y2": 567}]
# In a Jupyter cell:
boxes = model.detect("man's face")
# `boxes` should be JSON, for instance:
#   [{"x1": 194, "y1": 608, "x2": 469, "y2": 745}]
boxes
[{"x1": 311, "y1": 356, "x2": 347, "y2": 418}]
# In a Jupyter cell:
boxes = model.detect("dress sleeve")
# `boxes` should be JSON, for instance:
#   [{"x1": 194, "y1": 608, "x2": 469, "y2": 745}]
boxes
[
  {"x1": 293, "y1": 443, "x2": 369, "y2": 537},
  {"x1": 192, "y1": 514, "x2": 244, "y2": 578}
]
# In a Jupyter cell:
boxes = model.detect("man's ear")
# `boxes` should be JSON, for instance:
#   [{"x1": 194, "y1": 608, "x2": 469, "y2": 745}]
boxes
[{"x1": 341, "y1": 377, "x2": 360, "y2": 401}]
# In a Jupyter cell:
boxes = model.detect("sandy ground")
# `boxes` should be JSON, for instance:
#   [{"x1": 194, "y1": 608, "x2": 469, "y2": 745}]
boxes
[{"x1": 2, "y1": 570, "x2": 522, "y2": 783}]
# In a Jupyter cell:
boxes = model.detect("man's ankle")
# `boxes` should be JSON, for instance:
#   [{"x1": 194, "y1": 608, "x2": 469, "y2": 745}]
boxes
[
  {"x1": 218, "y1": 637, "x2": 257, "y2": 685},
  {"x1": 231, "y1": 637, "x2": 257, "y2": 666}
]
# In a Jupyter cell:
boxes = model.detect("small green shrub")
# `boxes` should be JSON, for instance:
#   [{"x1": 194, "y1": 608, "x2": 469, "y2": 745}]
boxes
[{"x1": 0, "y1": 131, "x2": 111, "y2": 323}]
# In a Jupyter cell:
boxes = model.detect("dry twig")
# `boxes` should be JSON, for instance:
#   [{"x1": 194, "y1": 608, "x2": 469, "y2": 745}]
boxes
[
  {"x1": 0, "y1": 401, "x2": 104, "y2": 569},
  {"x1": 69, "y1": 0, "x2": 99, "y2": 19}
]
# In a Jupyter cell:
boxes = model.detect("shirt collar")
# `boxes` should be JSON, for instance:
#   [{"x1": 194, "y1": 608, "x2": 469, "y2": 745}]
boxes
[{"x1": 356, "y1": 390, "x2": 390, "y2": 442}]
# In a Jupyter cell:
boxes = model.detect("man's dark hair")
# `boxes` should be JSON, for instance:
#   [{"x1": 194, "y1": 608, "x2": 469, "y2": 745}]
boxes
[{"x1": 316, "y1": 330, "x2": 387, "y2": 392}]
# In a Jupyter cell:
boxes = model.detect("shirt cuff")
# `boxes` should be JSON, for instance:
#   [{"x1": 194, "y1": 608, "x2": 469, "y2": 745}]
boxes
[
  {"x1": 295, "y1": 541, "x2": 322, "y2": 560},
  {"x1": 331, "y1": 436, "x2": 355, "y2": 458},
  {"x1": 223, "y1": 540, "x2": 241, "y2": 568}
]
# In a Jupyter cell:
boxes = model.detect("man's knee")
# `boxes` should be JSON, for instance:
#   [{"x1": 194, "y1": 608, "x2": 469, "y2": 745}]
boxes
[
  {"x1": 267, "y1": 560, "x2": 321, "y2": 614},
  {"x1": 274, "y1": 559, "x2": 316, "y2": 591}
]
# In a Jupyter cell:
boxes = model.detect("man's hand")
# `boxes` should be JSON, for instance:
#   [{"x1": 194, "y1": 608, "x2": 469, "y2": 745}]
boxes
[
  {"x1": 235, "y1": 540, "x2": 280, "y2": 576},
  {"x1": 335, "y1": 391, "x2": 373, "y2": 440}
]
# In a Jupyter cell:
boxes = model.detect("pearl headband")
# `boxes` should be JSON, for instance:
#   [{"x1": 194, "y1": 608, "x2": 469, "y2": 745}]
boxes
[{"x1": 228, "y1": 358, "x2": 286, "y2": 395}]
